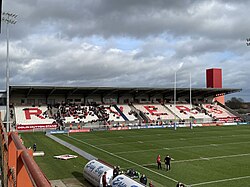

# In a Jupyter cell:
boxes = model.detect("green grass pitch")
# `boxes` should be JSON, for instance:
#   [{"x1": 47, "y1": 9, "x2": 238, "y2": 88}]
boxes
[{"x1": 21, "y1": 125, "x2": 250, "y2": 186}]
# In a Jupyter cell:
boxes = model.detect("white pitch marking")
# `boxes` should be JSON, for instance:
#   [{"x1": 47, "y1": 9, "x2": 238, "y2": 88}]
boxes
[
  {"x1": 64, "y1": 135, "x2": 181, "y2": 184},
  {"x1": 96, "y1": 134, "x2": 250, "y2": 146},
  {"x1": 75, "y1": 131, "x2": 250, "y2": 141},
  {"x1": 115, "y1": 148, "x2": 161, "y2": 154},
  {"x1": 142, "y1": 153, "x2": 250, "y2": 166},
  {"x1": 190, "y1": 175, "x2": 250, "y2": 186},
  {"x1": 200, "y1": 157, "x2": 209, "y2": 160},
  {"x1": 80, "y1": 133, "x2": 162, "y2": 141},
  {"x1": 98, "y1": 142, "x2": 125, "y2": 146},
  {"x1": 114, "y1": 140, "x2": 250, "y2": 154},
  {"x1": 210, "y1": 144, "x2": 218, "y2": 146},
  {"x1": 138, "y1": 141, "x2": 143, "y2": 143}
]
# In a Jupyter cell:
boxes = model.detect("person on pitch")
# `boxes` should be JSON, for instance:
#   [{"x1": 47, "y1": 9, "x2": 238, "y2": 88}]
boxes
[
  {"x1": 156, "y1": 154, "x2": 162, "y2": 170},
  {"x1": 164, "y1": 155, "x2": 174, "y2": 171}
]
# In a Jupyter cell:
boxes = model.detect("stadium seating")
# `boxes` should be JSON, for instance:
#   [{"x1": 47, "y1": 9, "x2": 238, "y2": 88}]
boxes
[
  {"x1": 13, "y1": 102, "x2": 240, "y2": 128},
  {"x1": 104, "y1": 105, "x2": 125, "y2": 122},
  {"x1": 60, "y1": 104, "x2": 138, "y2": 124},
  {"x1": 62, "y1": 105, "x2": 99, "y2": 124},
  {"x1": 133, "y1": 104, "x2": 175, "y2": 122},
  {"x1": 115, "y1": 104, "x2": 138, "y2": 121},
  {"x1": 0, "y1": 106, "x2": 6, "y2": 121},
  {"x1": 14, "y1": 106, "x2": 55, "y2": 125},
  {"x1": 202, "y1": 104, "x2": 237, "y2": 121},
  {"x1": 165, "y1": 104, "x2": 212, "y2": 121}
]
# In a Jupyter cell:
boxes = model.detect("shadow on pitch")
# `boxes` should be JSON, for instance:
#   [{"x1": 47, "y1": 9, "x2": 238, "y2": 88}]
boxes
[
  {"x1": 143, "y1": 164, "x2": 158, "y2": 170},
  {"x1": 72, "y1": 171, "x2": 93, "y2": 187}
]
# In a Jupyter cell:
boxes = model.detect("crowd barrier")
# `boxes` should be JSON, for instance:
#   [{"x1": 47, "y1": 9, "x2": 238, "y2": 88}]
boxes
[{"x1": 46, "y1": 121, "x2": 249, "y2": 135}]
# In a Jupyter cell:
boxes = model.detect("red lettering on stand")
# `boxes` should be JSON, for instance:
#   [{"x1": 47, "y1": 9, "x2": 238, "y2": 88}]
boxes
[
  {"x1": 175, "y1": 105, "x2": 198, "y2": 115},
  {"x1": 144, "y1": 106, "x2": 166, "y2": 116},
  {"x1": 24, "y1": 108, "x2": 45, "y2": 120},
  {"x1": 119, "y1": 106, "x2": 123, "y2": 112},
  {"x1": 205, "y1": 105, "x2": 223, "y2": 114},
  {"x1": 106, "y1": 107, "x2": 120, "y2": 116}
]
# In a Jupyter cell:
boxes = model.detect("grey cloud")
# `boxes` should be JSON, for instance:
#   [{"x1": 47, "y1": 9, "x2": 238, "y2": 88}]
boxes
[
  {"x1": 5, "y1": 0, "x2": 250, "y2": 39},
  {"x1": 1, "y1": 0, "x2": 250, "y2": 100},
  {"x1": 6, "y1": 37, "x2": 163, "y2": 86}
]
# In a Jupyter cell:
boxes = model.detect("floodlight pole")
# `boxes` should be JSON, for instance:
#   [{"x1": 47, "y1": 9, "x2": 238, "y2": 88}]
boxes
[
  {"x1": 190, "y1": 72, "x2": 192, "y2": 109},
  {"x1": 174, "y1": 71, "x2": 176, "y2": 106},
  {"x1": 173, "y1": 63, "x2": 183, "y2": 107},
  {"x1": 2, "y1": 12, "x2": 17, "y2": 132}
]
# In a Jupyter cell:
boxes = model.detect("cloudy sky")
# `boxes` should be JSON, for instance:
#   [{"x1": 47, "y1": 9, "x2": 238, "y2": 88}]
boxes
[{"x1": 0, "y1": 0, "x2": 250, "y2": 100}]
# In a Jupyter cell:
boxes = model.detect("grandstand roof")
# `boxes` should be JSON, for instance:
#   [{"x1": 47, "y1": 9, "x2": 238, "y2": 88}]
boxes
[{"x1": 9, "y1": 85, "x2": 241, "y2": 98}]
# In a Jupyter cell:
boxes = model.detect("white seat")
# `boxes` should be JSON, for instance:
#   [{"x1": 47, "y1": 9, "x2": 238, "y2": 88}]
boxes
[
  {"x1": 133, "y1": 104, "x2": 175, "y2": 121},
  {"x1": 15, "y1": 106, "x2": 55, "y2": 125}
]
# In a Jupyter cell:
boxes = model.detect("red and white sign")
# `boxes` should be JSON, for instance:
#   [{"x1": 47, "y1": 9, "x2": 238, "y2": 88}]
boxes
[
  {"x1": 109, "y1": 126, "x2": 129, "y2": 131},
  {"x1": 201, "y1": 123, "x2": 223, "y2": 127},
  {"x1": 69, "y1": 129, "x2": 90, "y2": 133},
  {"x1": 54, "y1": 154, "x2": 78, "y2": 160},
  {"x1": 17, "y1": 124, "x2": 57, "y2": 130}
]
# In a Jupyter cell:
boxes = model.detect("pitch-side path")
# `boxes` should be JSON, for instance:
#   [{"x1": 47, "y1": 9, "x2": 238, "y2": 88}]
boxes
[{"x1": 46, "y1": 133, "x2": 97, "y2": 161}]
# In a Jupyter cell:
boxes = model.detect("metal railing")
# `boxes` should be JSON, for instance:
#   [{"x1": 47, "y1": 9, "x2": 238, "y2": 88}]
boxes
[{"x1": 0, "y1": 113, "x2": 51, "y2": 187}]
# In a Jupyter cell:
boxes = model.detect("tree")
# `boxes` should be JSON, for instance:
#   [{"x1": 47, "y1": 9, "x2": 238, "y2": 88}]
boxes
[{"x1": 226, "y1": 97, "x2": 244, "y2": 109}]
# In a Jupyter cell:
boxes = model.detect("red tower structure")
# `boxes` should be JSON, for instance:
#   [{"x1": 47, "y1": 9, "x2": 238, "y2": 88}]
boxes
[{"x1": 206, "y1": 68, "x2": 225, "y2": 104}]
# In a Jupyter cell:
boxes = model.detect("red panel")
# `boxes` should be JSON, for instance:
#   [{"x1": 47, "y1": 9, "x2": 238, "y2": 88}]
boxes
[
  {"x1": 206, "y1": 69, "x2": 214, "y2": 88},
  {"x1": 206, "y1": 68, "x2": 222, "y2": 88}
]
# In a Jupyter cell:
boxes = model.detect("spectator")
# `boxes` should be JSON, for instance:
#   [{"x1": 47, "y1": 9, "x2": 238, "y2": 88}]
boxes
[
  {"x1": 33, "y1": 143, "x2": 37, "y2": 152},
  {"x1": 113, "y1": 166, "x2": 119, "y2": 179},
  {"x1": 149, "y1": 181, "x2": 154, "y2": 187},
  {"x1": 140, "y1": 174, "x2": 147, "y2": 185},
  {"x1": 117, "y1": 166, "x2": 121, "y2": 174},
  {"x1": 176, "y1": 182, "x2": 185, "y2": 187},
  {"x1": 102, "y1": 171, "x2": 107, "y2": 187}
]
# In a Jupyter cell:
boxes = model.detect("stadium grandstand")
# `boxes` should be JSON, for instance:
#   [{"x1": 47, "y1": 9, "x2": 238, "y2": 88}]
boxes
[
  {"x1": 0, "y1": 84, "x2": 242, "y2": 131},
  {"x1": 0, "y1": 68, "x2": 244, "y2": 132},
  {"x1": 0, "y1": 68, "x2": 249, "y2": 186}
]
